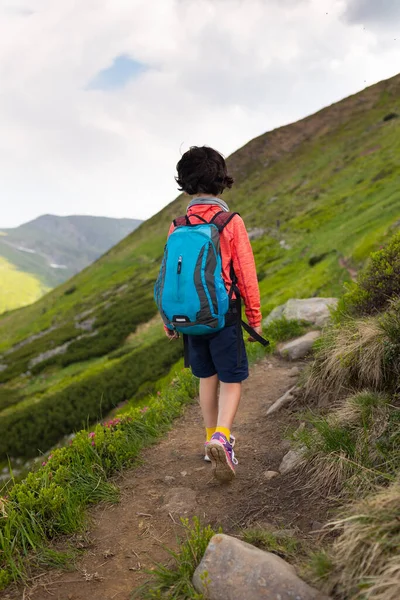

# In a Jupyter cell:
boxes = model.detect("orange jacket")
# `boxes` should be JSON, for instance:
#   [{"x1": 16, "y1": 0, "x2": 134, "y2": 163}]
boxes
[{"x1": 167, "y1": 204, "x2": 262, "y2": 328}]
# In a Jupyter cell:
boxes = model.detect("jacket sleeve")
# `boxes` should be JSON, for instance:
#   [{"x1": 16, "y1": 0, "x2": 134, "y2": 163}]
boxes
[{"x1": 230, "y1": 216, "x2": 262, "y2": 328}]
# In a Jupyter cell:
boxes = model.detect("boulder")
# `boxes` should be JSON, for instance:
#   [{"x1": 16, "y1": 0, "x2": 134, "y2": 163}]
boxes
[
  {"x1": 279, "y1": 331, "x2": 321, "y2": 360},
  {"x1": 193, "y1": 534, "x2": 329, "y2": 599},
  {"x1": 265, "y1": 298, "x2": 338, "y2": 327},
  {"x1": 279, "y1": 449, "x2": 305, "y2": 475}
]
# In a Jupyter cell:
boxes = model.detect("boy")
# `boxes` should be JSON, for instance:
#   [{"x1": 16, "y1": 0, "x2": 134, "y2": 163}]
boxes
[{"x1": 164, "y1": 146, "x2": 262, "y2": 482}]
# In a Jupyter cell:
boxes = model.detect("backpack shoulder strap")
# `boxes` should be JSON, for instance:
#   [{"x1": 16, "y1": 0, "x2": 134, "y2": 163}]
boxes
[
  {"x1": 173, "y1": 215, "x2": 189, "y2": 227},
  {"x1": 210, "y1": 211, "x2": 240, "y2": 233}
]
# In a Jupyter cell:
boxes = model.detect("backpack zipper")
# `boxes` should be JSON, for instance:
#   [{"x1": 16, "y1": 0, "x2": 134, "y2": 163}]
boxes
[{"x1": 177, "y1": 256, "x2": 182, "y2": 301}]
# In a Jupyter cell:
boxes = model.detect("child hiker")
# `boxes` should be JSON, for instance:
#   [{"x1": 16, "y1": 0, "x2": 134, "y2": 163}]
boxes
[{"x1": 154, "y1": 146, "x2": 266, "y2": 483}]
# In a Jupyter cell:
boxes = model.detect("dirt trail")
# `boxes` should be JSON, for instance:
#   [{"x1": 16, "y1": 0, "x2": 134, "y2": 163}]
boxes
[{"x1": 9, "y1": 357, "x2": 329, "y2": 600}]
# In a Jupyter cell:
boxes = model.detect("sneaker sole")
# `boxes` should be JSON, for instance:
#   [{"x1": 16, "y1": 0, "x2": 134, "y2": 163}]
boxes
[{"x1": 207, "y1": 441, "x2": 236, "y2": 482}]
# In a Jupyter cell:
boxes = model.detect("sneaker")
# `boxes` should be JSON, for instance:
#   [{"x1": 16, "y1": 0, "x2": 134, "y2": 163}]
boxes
[
  {"x1": 204, "y1": 435, "x2": 235, "y2": 462},
  {"x1": 206, "y1": 433, "x2": 238, "y2": 482}
]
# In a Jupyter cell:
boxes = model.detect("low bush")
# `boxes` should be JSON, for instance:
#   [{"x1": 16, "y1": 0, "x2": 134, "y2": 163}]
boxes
[
  {"x1": 340, "y1": 232, "x2": 400, "y2": 317},
  {"x1": 0, "y1": 337, "x2": 184, "y2": 459},
  {"x1": 0, "y1": 388, "x2": 22, "y2": 412},
  {"x1": 0, "y1": 324, "x2": 80, "y2": 384},
  {"x1": 0, "y1": 368, "x2": 198, "y2": 589}
]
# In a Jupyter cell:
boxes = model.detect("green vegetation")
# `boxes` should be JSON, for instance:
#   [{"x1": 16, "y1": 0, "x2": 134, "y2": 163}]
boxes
[
  {"x1": 0, "y1": 335, "x2": 183, "y2": 459},
  {"x1": 135, "y1": 517, "x2": 220, "y2": 600},
  {"x1": 340, "y1": 232, "x2": 400, "y2": 316},
  {"x1": 0, "y1": 368, "x2": 198, "y2": 589},
  {"x1": 0, "y1": 256, "x2": 48, "y2": 313},
  {"x1": 242, "y1": 527, "x2": 302, "y2": 561},
  {"x1": 294, "y1": 229, "x2": 400, "y2": 598}
]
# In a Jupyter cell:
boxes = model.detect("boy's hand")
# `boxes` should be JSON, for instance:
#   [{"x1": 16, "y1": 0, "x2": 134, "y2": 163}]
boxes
[
  {"x1": 165, "y1": 328, "x2": 179, "y2": 340},
  {"x1": 248, "y1": 325, "x2": 263, "y2": 343}
]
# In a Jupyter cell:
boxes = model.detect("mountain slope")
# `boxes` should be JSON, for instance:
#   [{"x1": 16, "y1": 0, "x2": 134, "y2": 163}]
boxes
[
  {"x1": 0, "y1": 215, "x2": 142, "y2": 312},
  {"x1": 0, "y1": 73, "x2": 399, "y2": 459}
]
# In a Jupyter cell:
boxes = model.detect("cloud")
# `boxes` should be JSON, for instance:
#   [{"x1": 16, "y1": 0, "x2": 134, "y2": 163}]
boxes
[
  {"x1": 87, "y1": 55, "x2": 148, "y2": 90},
  {"x1": 0, "y1": 0, "x2": 399, "y2": 228},
  {"x1": 343, "y1": 0, "x2": 400, "y2": 27}
]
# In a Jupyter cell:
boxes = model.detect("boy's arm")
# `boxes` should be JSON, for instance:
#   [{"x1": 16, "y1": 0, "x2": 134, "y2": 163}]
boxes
[{"x1": 230, "y1": 216, "x2": 262, "y2": 328}]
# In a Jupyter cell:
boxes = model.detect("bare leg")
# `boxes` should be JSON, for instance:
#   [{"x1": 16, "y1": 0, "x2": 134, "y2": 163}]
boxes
[
  {"x1": 217, "y1": 382, "x2": 242, "y2": 430},
  {"x1": 199, "y1": 374, "x2": 219, "y2": 428}
]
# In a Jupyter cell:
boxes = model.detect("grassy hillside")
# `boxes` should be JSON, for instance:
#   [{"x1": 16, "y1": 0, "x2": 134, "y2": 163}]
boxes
[
  {"x1": 0, "y1": 73, "x2": 399, "y2": 460},
  {"x1": 0, "y1": 257, "x2": 49, "y2": 313},
  {"x1": 0, "y1": 215, "x2": 142, "y2": 313}
]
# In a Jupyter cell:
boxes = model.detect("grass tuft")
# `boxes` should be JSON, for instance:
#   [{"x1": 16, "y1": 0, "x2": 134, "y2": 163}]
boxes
[{"x1": 326, "y1": 479, "x2": 400, "y2": 600}]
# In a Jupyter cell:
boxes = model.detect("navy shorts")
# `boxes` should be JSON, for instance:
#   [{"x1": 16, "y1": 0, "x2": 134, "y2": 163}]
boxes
[{"x1": 187, "y1": 325, "x2": 249, "y2": 383}]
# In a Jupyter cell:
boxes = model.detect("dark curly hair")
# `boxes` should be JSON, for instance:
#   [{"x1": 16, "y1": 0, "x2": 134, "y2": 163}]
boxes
[{"x1": 176, "y1": 146, "x2": 234, "y2": 196}]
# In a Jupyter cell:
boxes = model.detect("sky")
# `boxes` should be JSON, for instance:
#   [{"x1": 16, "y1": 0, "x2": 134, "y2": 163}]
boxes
[{"x1": 0, "y1": 0, "x2": 399, "y2": 228}]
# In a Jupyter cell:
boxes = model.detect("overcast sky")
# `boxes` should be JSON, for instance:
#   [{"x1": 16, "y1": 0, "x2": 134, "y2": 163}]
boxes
[{"x1": 0, "y1": 0, "x2": 399, "y2": 228}]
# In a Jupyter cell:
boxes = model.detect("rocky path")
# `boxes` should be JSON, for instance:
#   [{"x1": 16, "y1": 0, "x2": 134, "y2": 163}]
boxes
[{"x1": 9, "y1": 356, "x2": 329, "y2": 600}]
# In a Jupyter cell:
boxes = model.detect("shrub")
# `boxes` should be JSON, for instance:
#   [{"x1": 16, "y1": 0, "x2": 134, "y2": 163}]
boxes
[
  {"x1": 341, "y1": 232, "x2": 400, "y2": 317},
  {"x1": 327, "y1": 479, "x2": 400, "y2": 600},
  {"x1": 0, "y1": 388, "x2": 22, "y2": 412},
  {"x1": 0, "y1": 337, "x2": 183, "y2": 459},
  {"x1": 0, "y1": 324, "x2": 80, "y2": 384}
]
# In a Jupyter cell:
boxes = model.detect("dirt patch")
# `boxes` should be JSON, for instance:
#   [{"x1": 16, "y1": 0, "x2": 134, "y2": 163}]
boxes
[{"x1": 7, "y1": 357, "x2": 331, "y2": 600}]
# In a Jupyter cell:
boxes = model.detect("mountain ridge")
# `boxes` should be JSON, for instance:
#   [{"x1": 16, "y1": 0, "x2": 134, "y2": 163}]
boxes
[{"x1": 0, "y1": 214, "x2": 142, "y2": 313}]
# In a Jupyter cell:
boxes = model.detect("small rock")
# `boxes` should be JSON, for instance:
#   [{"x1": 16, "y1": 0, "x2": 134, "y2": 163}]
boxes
[
  {"x1": 311, "y1": 521, "x2": 324, "y2": 532},
  {"x1": 266, "y1": 386, "x2": 296, "y2": 415},
  {"x1": 160, "y1": 487, "x2": 197, "y2": 516},
  {"x1": 288, "y1": 366, "x2": 301, "y2": 377},
  {"x1": 279, "y1": 449, "x2": 305, "y2": 475},
  {"x1": 279, "y1": 331, "x2": 321, "y2": 361},
  {"x1": 248, "y1": 227, "x2": 266, "y2": 241},
  {"x1": 180, "y1": 471, "x2": 188, "y2": 477},
  {"x1": 193, "y1": 534, "x2": 330, "y2": 600},
  {"x1": 164, "y1": 476, "x2": 175, "y2": 484},
  {"x1": 263, "y1": 470, "x2": 279, "y2": 480}
]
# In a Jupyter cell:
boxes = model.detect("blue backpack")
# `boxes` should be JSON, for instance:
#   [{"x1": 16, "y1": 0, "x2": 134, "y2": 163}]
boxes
[{"x1": 154, "y1": 211, "x2": 237, "y2": 335}]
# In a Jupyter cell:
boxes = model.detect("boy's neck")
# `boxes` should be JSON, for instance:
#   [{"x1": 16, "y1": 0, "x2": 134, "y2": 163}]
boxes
[{"x1": 192, "y1": 193, "x2": 218, "y2": 199}]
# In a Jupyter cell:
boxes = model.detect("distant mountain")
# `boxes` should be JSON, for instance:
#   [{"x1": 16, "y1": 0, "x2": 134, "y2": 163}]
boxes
[{"x1": 0, "y1": 215, "x2": 142, "y2": 312}]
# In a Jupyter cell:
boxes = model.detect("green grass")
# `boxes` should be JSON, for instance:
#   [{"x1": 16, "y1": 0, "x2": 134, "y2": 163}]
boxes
[
  {"x1": 242, "y1": 527, "x2": 303, "y2": 561},
  {"x1": 0, "y1": 257, "x2": 49, "y2": 313}
]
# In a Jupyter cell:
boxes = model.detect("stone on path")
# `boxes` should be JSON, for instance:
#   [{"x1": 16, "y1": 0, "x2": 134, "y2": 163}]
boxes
[
  {"x1": 288, "y1": 366, "x2": 302, "y2": 377},
  {"x1": 279, "y1": 331, "x2": 321, "y2": 360},
  {"x1": 279, "y1": 449, "x2": 305, "y2": 475},
  {"x1": 159, "y1": 487, "x2": 197, "y2": 516},
  {"x1": 263, "y1": 470, "x2": 280, "y2": 480},
  {"x1": 266, "y1": 386, "x2": 296, "y2": 415},
  {"x1": 265, "y1": 298, "x2": 338, "y2": 327},
  {"x1": 193, "y1": 534, "x2": 330, "y2": 600}
]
